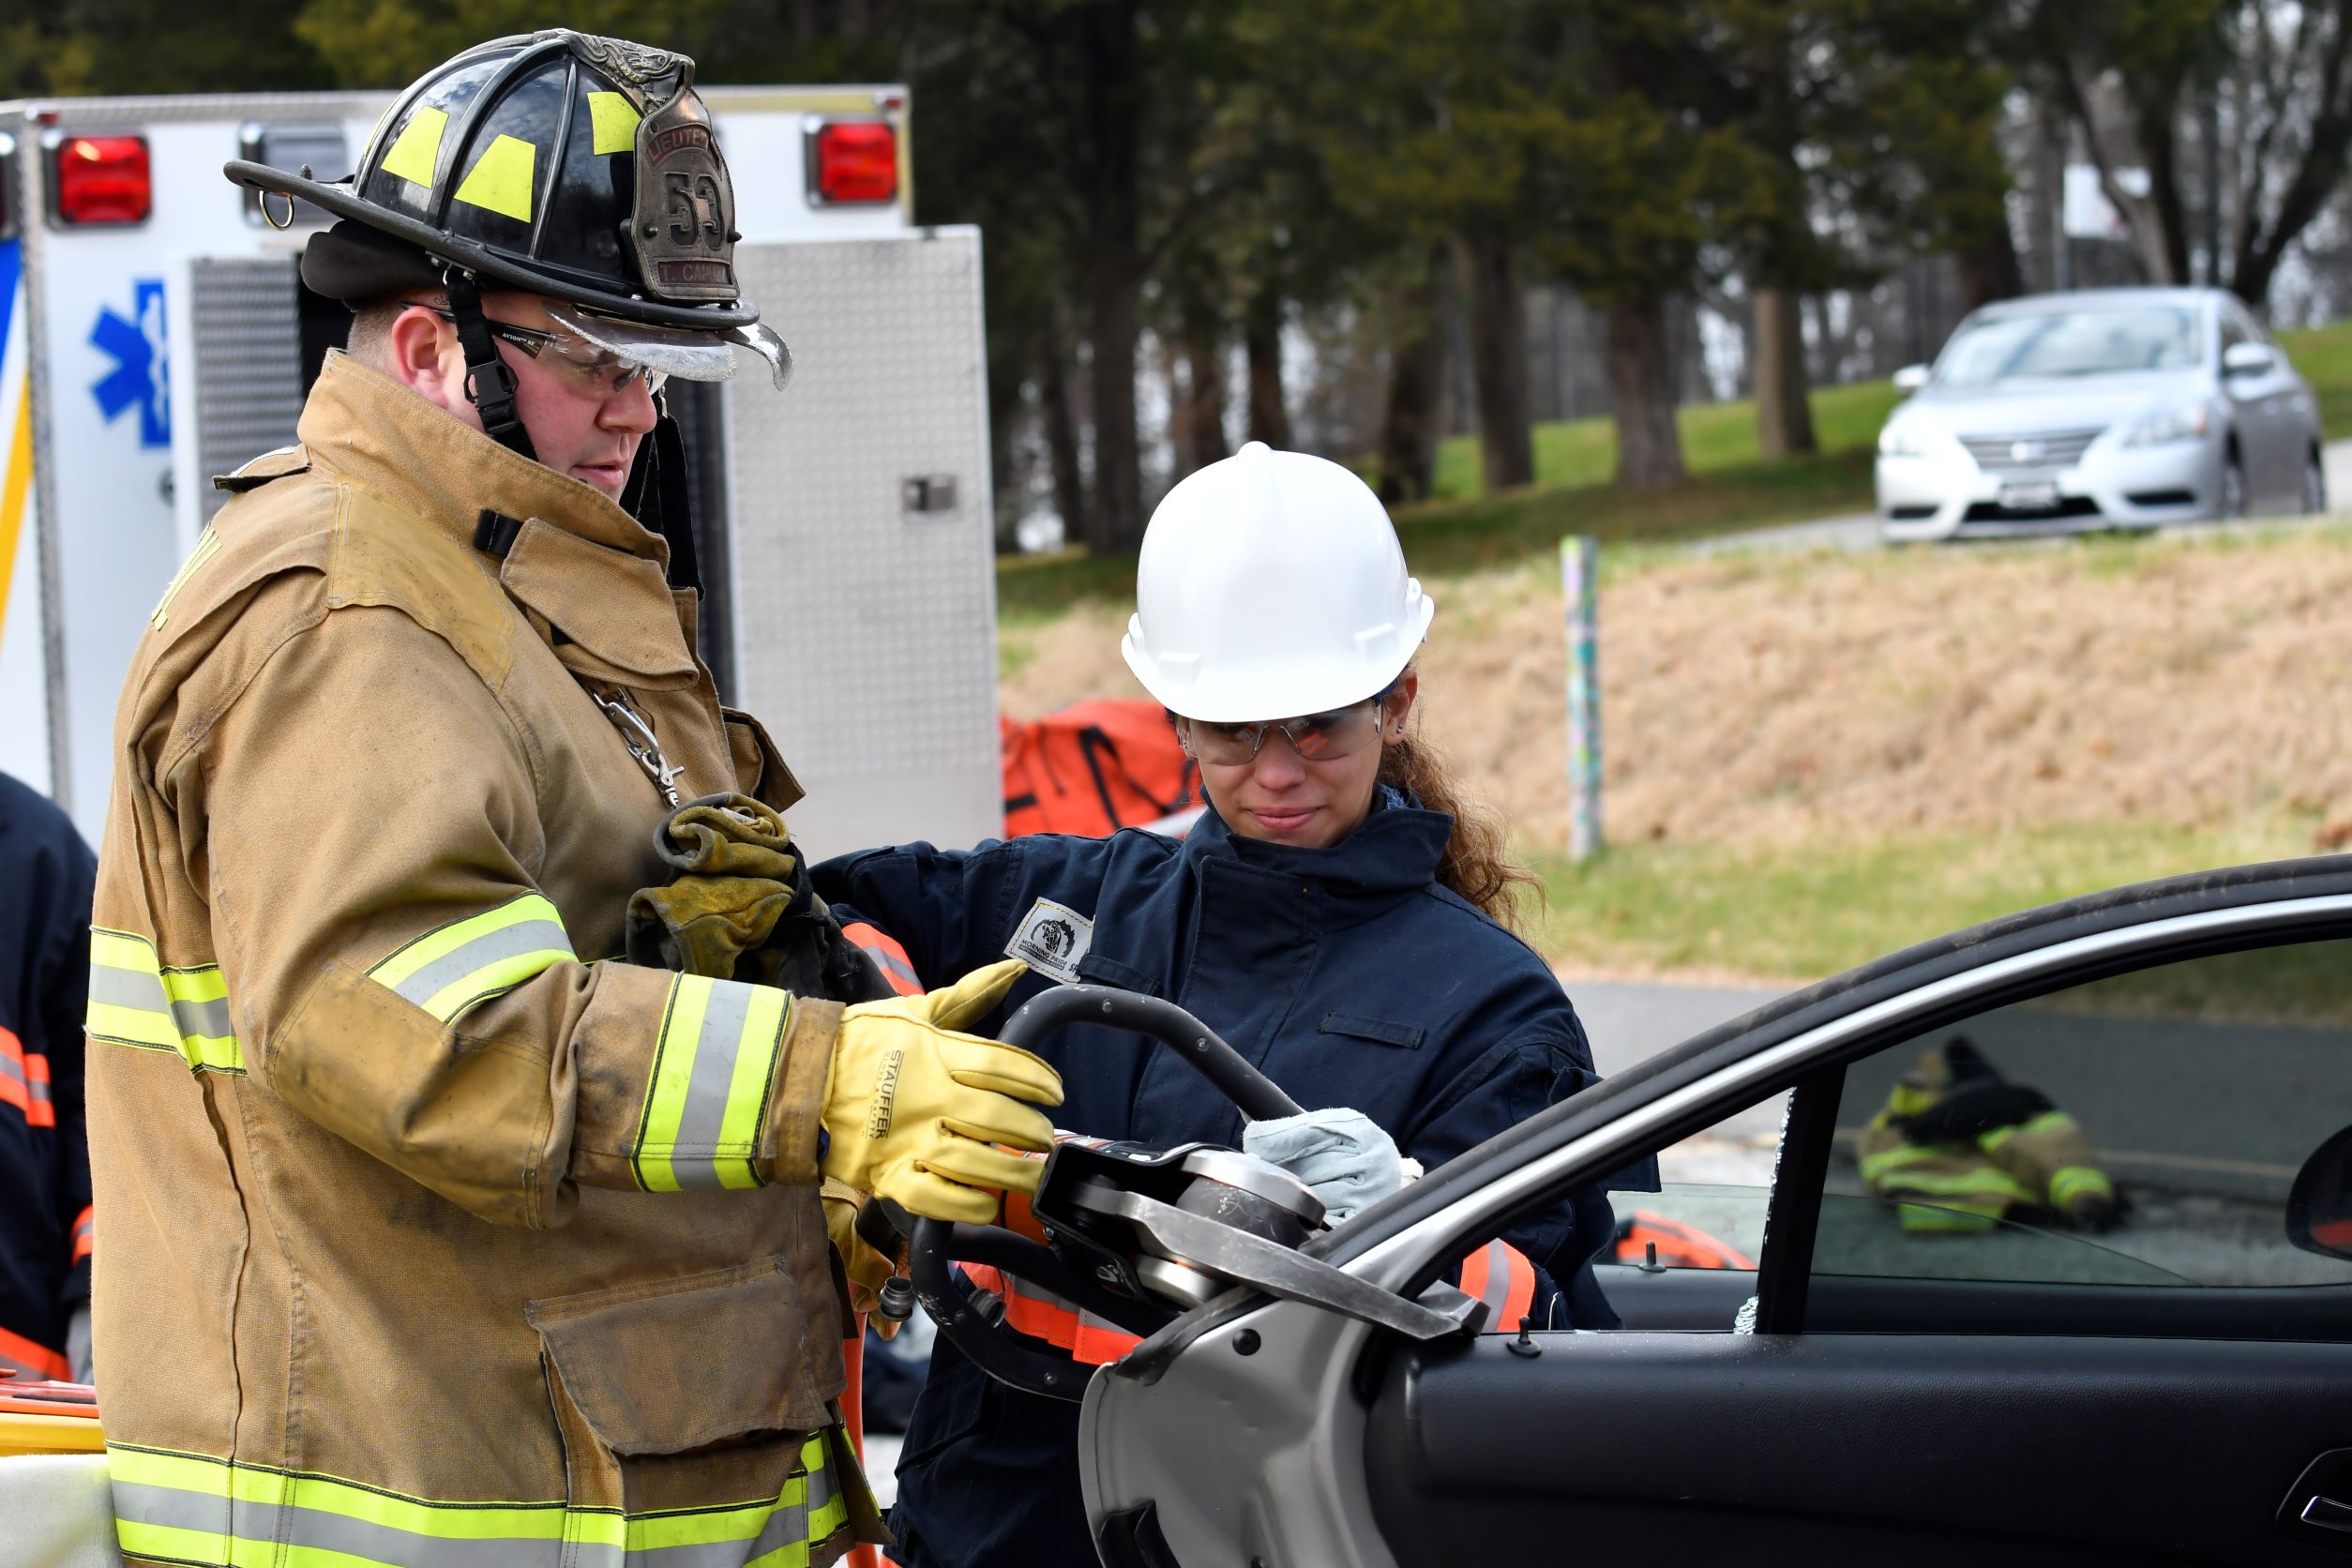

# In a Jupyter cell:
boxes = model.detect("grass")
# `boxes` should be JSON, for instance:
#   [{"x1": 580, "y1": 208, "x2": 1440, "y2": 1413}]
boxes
[
  {"x1": 1430, "y1": 378, "x2": 1901, "y2": 500},
  {"x1": 1528, "y1": 814, "x2": 2325, "y2": 988}
]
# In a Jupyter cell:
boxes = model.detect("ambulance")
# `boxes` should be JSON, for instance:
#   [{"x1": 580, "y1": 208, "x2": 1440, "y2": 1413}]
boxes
[{"x1": 0, "y1": 83, "x2": 1003, "y2": 858}]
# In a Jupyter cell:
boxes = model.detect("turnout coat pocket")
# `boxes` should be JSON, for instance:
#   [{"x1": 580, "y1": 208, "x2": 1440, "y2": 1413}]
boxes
[{"x1": 528, "y1": 1257, "x2": 844, "y2": 1517}]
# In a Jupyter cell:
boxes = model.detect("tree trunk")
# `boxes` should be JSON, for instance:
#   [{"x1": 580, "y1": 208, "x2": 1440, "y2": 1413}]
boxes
[
  {"x1": 1955, "y1": 217, "x2": 2026, "y2": 311},
  {"x1": 1244, "y1": 287, "x2": 1292, "y2": 448},
  {"x1": 1607, "y1": 295, "x2": 1687, "y2": 490},
  {"x1": 1376, "y1": 262, "x2": 1445, "y2": 505},
  {"x1": 1174, "y1": 311, "x2": 1229, "y2": 476},
  {"x1": 1457, "y1": 228, "x2": 1534, "y2": 491},
  {"x1": 1078, "y1": 0, "x2": 1146, "y2": 554},
  {"x1": 1752, "y1": 285, "x2": 1817, "y2": 458},
  {"x1": 1037, "y1": 307, "x2": 1087, "y2": 550}
]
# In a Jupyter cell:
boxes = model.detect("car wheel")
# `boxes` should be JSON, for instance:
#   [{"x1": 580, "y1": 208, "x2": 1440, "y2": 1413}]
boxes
[
  {"x1": 2219, "y1": 450, "x2": 2248, "y2": 520},
  {"x1": 2303, "y1": 447, "x2": 2329, "y2": 516}
]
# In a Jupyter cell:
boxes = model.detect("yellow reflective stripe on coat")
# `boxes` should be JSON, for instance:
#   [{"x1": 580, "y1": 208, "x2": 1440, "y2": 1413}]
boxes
[
  {"x1": 632, "y1": 974, "x2": 789, "y2": 1192},
  {"x1": 1872, "y1": 1163, "x2": 2036, "y2": 1204},
  {"x1": 108, "y1": 1431, "x2": 852, "y2": 1567},
  {"x1": 1977, "y1": 1108, "x2": 2079, "y2": 1153},
  {"x1": 2049, "y1": 1164, "x2": 2115, "y2": 1209},
  {"x1": 369, "y1": 894, "x2": 576, "y2": 1024},
  {"x1": 85, "y1": 928, "x2": 244, "y2": 1074}
]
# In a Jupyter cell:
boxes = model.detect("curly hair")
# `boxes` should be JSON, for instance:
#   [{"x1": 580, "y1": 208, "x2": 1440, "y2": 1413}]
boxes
[{"x1": 1377, "y1": 673, "x2": 1544, "y2": 930}]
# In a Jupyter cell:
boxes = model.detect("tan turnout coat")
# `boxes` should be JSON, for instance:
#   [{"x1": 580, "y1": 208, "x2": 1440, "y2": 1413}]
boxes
[{"x1": 85, "y1": 353, "x2": 881, "y2": 1567}]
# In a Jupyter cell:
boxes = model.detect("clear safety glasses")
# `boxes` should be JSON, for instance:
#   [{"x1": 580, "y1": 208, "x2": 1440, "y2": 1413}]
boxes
[
  {"x1": 426, "y1": 307, "x2": 670, "y2": 399},
  {"x1": 1177, "y1": 686, "x2": 1399, "y2": 766}
]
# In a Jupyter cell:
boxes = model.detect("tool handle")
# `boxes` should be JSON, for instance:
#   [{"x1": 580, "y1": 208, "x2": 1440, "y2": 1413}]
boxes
[{"x1": 1000, "y1": 986, "x2": 1305, "y2": 1122}]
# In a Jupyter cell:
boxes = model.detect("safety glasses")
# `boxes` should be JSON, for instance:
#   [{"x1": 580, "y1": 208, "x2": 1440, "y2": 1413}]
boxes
[
  {"x1": 424, "y1": 307, "x2": 669, "y2": 398},
  {"x1": 1176, "y1": 686, "x2": 1399, "y2": 766}
]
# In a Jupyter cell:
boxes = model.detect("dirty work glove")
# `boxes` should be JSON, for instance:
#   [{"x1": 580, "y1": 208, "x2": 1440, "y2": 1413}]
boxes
[
  {"x1": 822, "y1": 1177, "x2": 910, "y2": 1337},
  {"x1": 625, "y1": 792, "x2": 895, "y2": 1003},
  {"x1": 1244, "y1": 1108, "x2": 1404, "y2": 1226},
  {"x1": 822, "y1": 958, "x2": 1063, "y2": 1224},
  {"x1": 626, "y1": 793, "x2": 799, "y2": 979}
]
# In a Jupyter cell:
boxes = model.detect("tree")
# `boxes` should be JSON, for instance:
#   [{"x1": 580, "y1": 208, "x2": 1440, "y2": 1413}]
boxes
[{"x1": 2039, "y1": 0, "x2": 2352, "y2": 308}]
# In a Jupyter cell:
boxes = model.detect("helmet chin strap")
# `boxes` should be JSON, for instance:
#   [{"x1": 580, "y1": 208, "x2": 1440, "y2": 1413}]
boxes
[
  {"x1": 443, "y1": 268, "x2": 536, "y2": 463},
  {"x1": 619, "y1": 398, "x2": 702, "y2": 592}
]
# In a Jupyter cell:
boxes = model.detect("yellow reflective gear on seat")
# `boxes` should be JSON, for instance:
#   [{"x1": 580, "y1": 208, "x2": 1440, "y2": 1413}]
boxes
[
  {"x1": 368, "y1": 893, "x2": 576, "y2": 1025},
  {"x1": 1858, "y1": 1142, "x2": 1942, "y2": 1184},
  {"x1": 85, "y1": 929, "x2": 244, "y2": 1074},
  {"x1": 108, "y1": 1430, "x2": 853, "y2": 1568},
  {"x1": 1873, "y1": 1164, "x2": 2036, "y2": 1204},
  {"x1": 631, "y1": 973, "x2": 789, "y2": 1192},
  {"x1": 1977, "y1": 1108, "x2": 2079, "y2": 1153},
  {"x1": 1894, "y1": 1199, "x2": 2003, "y2": 1233},
  {"x1": 2049, "y1": 1164, "x2": 2114, "y2": 1209}
]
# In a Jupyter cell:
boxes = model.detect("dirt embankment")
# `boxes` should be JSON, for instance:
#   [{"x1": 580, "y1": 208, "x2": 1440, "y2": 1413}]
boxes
[{"x1": 1001, "y1": 531, "x2": 2352, "y2": 852}]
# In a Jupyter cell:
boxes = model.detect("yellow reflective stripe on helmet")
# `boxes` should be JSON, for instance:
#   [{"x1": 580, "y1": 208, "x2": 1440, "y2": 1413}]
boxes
[
  {"x1": 380, "y1": 105, "x2": 448, "y2": 188},
  {"x1": 109, "y1": 1432, "x2": 853, "y2": 1567},
  {"x1": 85, "y1": 928, "x2": 244, "y2": 1074},
  {"x1": 369, "y1": 894, "x2": 575, "y2": 1025},
  {"x1": 1884, "y1": 1082, "x2": 1939, "y2": 1119},
  {"x1": 589, "y1": 92, "x2": 642, "y2": 155},
  {"x1": 632, "y1": 974, "x2": 788, "y2": 1192},
  {"x1": 454, "y1": 133, "x2": 537, "y2": 223},
  {"x1": 2049, "y1": 1165, "x2": 2115, "y2": 1208}
]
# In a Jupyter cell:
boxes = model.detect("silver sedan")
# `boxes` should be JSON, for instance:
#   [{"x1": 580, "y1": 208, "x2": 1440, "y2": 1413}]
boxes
[{"x1": 1876, "y1": 286, "x2": 2327, "y2": 540}]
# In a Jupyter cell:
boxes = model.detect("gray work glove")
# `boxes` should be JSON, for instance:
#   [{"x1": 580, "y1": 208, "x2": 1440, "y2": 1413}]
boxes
[{"x1": 1244, "y1": 1108, "x2": 1405, "y2": 1226}]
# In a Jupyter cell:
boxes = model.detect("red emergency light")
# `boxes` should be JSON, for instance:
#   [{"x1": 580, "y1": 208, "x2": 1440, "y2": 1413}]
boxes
[
  {"x1": 811, "y1": 121, "x2": 897, "y2": 204},
  {"x1": 52, "y1": 134, "x2": 152, "y2": 226}
]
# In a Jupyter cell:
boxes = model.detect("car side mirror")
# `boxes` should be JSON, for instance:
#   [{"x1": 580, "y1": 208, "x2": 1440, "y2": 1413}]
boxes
[
  {"x1": 2286, "y1": 1124, "x2": 2352, "y2": 1260},
  {"x1": 2223, "y1": 341, "x2": 2277, "y2": 378},
  {"x1": 1892, "y1": 364, "x2": 1930, "y2": 394}
]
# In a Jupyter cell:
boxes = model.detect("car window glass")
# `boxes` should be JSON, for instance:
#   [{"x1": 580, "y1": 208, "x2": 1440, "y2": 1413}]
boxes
[
  {"x1": 2220, "y1": 309, "x2": 2251, "y2": 353},
  {"x1": 1938, "y1": 307, "x2": 2201, "y2": 385},
  {"x1": 1813, "y1": 941, "x2": 2352, "y2": 1291}
]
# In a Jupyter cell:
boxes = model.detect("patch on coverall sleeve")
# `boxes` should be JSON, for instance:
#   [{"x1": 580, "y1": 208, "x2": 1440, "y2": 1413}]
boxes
[{"x1": 1005, "y1": 897, "x2": 1093, "y2": 984}]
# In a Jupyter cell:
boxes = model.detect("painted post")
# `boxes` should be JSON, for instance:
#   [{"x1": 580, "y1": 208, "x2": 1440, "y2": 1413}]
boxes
[{"x1": 1560, "y1": 535, "x2": 1602, "y2": 861}]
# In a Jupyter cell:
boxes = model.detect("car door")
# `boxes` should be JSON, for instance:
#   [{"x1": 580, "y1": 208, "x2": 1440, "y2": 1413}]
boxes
[
  {"x1": 2219, "y1": 301, "x2": 2298, "y2": 505},
  {"x1": 1080, "y1": 858, "x2": 2352, "y2": 1567}
]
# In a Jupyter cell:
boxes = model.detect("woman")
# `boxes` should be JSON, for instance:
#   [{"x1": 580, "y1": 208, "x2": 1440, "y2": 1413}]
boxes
[{"x1": 813, "y1": 442, "x2": 1626, "y2": 1568}]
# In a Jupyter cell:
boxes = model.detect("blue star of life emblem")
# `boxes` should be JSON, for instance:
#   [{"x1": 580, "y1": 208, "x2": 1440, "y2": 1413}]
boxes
[{"x1": 91, "y1": 280, "x2": 170, "y2": 449}]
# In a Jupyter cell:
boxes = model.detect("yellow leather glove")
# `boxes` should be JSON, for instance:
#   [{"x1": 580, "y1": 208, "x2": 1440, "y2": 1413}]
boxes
[
  {"x1": 822, "y1": 1177, "x2": 909, "y2": 1336},
  {"x1": 822, "y1": 958, "x2": 1063, "y2": 1224}
]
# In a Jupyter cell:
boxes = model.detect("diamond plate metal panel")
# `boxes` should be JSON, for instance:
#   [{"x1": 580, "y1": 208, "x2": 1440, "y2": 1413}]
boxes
[
  {"x1": 189, "y1": 257, "x2": 302, "y2": 520},
  {"x1": 723, "y1": 230, "x2": 1001, "y2": 857}
]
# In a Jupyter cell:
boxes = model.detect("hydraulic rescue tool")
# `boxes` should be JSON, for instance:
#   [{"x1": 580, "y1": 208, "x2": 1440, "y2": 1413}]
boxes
[{"x1": 876, "y1": 986, "x2": 1491, "y2": 1402}]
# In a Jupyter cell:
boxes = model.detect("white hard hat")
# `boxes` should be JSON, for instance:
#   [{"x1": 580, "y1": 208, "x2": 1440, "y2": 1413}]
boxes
[{"x1": 1122, "y1": 442, "x2": 1435, "y2": 721}]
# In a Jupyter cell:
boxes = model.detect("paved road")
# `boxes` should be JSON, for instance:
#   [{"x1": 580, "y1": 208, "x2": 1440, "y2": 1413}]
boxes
[{"x1": 1686, "y1": 437, "x2": 2352, "y2": 556}]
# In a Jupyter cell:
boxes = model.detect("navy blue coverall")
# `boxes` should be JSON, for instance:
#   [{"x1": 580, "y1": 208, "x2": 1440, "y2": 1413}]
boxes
[
  {"x1": 0, "y1": 769, "x2": 95, "y2": 1381},
  {"x1": 814, "y1": 796, "x2": 1634, "y2": 1568}
]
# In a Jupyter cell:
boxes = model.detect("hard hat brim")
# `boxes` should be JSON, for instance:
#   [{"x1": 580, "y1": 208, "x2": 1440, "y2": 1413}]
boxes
[
  {"x1": 227, "y1": 159, "x2": 761, "y2": 334},
  {"x1": 1123, "y1": 591, "x2": 1435, "y2": 724}
]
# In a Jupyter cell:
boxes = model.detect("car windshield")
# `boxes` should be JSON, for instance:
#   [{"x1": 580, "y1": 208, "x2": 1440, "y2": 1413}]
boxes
[{"x1": 1938, "y1": 306, "x2": 2203, "y2": 385}]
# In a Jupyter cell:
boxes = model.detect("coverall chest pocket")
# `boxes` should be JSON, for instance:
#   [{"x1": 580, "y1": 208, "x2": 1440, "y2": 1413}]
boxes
[{"x1": 527, "y1": 1258, "x2": 844, "y2": 1523}]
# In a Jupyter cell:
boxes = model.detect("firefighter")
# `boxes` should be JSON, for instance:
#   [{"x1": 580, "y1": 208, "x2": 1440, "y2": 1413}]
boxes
[
  {"x1": 813, "y1": 442, "x2": 1635, "y2": 1568},
  {"x1": 0, "y1": 769, "x2": 95, "y2": 1387},
  {"x1": 84, "y1": 32, "x2": 1061, "y2": 1568},
  {"x1": 1858, "y1": 1036, "x2": 2119, "y2": 1234}
]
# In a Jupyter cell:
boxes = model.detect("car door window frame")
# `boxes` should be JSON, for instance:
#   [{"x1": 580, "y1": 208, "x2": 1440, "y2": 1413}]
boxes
[{"x1": 1321, "y1": 884, "x2": 2352, "y2": 1334}]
